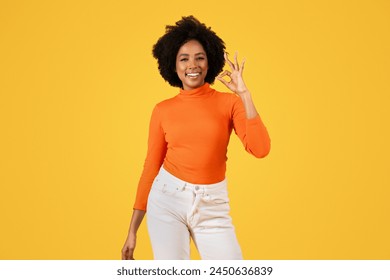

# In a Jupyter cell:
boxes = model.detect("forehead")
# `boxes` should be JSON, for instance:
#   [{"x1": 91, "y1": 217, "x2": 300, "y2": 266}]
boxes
[{"x1": 177, "y1": 40, "x2": 206, "y2": 55}]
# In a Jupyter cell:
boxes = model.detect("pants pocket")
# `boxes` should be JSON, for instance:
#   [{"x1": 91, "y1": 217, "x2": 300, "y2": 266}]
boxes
[{"x1": 208, "y1": 190, "x2": 230, "y2": 205}]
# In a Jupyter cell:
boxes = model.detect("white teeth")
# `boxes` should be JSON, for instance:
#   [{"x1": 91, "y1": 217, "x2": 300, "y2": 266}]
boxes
[{"x1": 186, "y1": 73, "x2": 200, "y2": 77}]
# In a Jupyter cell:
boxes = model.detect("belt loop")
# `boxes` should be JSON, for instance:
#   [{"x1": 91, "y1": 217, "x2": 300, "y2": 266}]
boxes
[{"x1": 176, "y1": 182, "x2": 186, "y2": 192}]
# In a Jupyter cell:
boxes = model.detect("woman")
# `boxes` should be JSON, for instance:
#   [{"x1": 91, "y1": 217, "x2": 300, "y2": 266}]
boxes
[{"x1": 122, "y1": 16, "x2": 270, "y2": 260}]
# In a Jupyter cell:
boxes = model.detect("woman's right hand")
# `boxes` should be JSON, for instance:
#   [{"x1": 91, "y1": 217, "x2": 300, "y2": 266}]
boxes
[
  {"x1": 121, "y1": 232, "x2": 136, "y2": 260},
  {"x1": 121, "y1": 209, "x2": 146, "y2": 260}
]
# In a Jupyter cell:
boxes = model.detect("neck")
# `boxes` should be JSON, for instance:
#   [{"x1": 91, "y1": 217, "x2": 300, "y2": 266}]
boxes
[{"x1": 179, "y1": 83, "x2": 213, "y2": 99}]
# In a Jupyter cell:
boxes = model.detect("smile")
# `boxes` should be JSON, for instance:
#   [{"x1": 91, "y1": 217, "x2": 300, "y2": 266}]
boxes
[{"x1": 186, "y1": 73, "x2": 200, "y2": 78}]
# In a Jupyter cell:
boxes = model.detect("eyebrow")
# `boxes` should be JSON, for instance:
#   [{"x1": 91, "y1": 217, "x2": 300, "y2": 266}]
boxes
[{"x1": 177, "y1": 52, "x2": 206, "y2": 57}]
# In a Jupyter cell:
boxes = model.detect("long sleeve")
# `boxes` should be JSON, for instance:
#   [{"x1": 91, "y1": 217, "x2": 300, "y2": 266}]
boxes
[
  {"x1": 231, "y1": 95, "x2": 271, "y2": 158},
  {"x1": 133, "y1": 105, "x2": 167, "y2": 210}
]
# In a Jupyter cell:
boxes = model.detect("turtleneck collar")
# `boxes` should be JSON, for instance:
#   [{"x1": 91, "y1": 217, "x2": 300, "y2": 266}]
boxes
[{"x1": 178, "y1": 83, "x2": 214, "y2": 99}]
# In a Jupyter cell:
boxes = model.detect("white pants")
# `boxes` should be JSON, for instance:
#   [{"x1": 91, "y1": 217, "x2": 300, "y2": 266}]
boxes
[{"x1": 146, "y1": 166, "x2": 243, "y2": 260}]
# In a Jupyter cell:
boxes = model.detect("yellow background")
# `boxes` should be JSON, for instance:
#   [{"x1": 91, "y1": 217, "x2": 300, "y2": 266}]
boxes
[{"x1": 1, "y1": 0, "x2": 389, "y2": 259}]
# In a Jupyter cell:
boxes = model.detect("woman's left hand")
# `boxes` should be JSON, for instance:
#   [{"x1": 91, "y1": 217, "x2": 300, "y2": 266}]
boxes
[{"x1": 217, "y1": 52, "x2": 248, "y2": 95}]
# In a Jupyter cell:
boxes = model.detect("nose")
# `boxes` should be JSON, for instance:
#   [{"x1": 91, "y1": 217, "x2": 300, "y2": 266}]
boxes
[{"x1": 187, "y1": 58, "x2": 198, "y2": 69}]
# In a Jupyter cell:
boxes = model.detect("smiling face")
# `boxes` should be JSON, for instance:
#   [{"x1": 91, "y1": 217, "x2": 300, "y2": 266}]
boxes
[{"x1": 175, "y1": 39, "x2": 208, "y2": 90}]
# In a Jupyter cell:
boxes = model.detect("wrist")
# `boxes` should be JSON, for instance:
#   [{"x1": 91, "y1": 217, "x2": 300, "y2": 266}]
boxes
[{"x1": 238, "y1": 89, "x2": 252, "y2": 99}]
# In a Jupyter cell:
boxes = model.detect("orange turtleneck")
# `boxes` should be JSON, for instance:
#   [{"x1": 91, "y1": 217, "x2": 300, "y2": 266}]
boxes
[{"x1": 133, "y1": 83, "x2": 270, "y2": 210}]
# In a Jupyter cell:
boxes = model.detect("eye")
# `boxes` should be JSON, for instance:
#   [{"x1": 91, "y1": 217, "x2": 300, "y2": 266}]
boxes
[
  {"x1": 180, "y1": 58, "x2": 188, "y2": 62},
  {"x1": 197, "y1": 57, "x2": 205, "y2": 60}
]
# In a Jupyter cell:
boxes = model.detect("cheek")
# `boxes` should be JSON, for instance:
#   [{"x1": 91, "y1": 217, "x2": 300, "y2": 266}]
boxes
[
  {"x1": 175, "y1": 65, "x2": 186, "y2": 80},
  {"x1": 203, "y1": 60, "x2": 209, "y2": 70},
  {"x1": 203, "y1": 63, "x2": 209, "y2": 74},
  {"x1": 176, "y1": 63, "x2": 185, "y2": 72}
]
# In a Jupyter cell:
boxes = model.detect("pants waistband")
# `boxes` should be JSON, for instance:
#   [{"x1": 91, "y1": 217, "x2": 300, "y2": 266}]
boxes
[{"x1": 157, "y1": 166, "x2": 227, "y2": 194}]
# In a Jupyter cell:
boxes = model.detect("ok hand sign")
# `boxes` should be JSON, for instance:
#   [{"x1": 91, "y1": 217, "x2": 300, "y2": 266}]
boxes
[{"x1": 217, "y1": 52, "x2": 249, "y2": 95}]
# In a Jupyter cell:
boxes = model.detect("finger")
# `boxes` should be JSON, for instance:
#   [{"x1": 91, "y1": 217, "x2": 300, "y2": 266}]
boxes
[
  {"x1": 122, "y1": 246, "x2": 134, "y2": 260},
  {"x1": 217, "y1": 75, "x2": 230, "y2": 88},
  {"x1": 218, "y1": 70, "x2": 231, "y2": 78},
  {"x1": 121, "y1": 248, "x2": 128, "y2": 260},
  {"x1": 240, "y1": 58, "x2": 246, "y2": 74},
  {"x1": 218, "y1": 71, "x2": 232, "y2": 84},
  {"x1": 224, "y1": 52, "x2": 235, "y2": 70},
  {"x1": 234, "y1": 51, "x2": 239, "y2": 71}
]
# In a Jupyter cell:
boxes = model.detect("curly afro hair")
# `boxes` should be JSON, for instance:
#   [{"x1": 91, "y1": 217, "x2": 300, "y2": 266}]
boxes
[{"x1": 152, "y1": 16, "x2": 226, "y2": 88}]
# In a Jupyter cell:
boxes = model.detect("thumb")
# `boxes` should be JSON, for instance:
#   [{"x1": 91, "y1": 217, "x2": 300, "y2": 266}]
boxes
[{"x1": 217, "y1": 75, "x2": 230, "y2": 88}]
